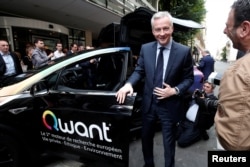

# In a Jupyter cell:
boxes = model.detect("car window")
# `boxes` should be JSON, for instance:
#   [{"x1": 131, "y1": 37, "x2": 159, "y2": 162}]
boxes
[
  {"x1": 46, "y1": 70, "x2": 61, "y2": 89},
  {"x1": 57, "y1": 53, "x2": 125, "y2": 91}
]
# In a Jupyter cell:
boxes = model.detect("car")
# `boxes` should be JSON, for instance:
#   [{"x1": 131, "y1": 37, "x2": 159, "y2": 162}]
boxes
[{"x1": 0, "y1": 47, "x2": 140, "y2": 167}]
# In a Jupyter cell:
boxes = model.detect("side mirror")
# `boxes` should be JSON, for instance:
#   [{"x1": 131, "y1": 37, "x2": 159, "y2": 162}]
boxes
[{"x1": 30, "y1": 80, "x2": 49, "y2": 96}]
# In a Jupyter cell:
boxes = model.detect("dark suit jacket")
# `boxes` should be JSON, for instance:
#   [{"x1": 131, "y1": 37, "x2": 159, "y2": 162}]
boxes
[
  {"x1": 0, "y1": 52, "x2": 23, "y2": 77},
  {"x1": 198, "y1": 55, "x2": 214, "y2": 80},
  {"x1": 127, "y1": 41, "x2": 194, "y2": 122},
  {"x1": 66, "y1": 50, "x2": 77, "y2": 56}
]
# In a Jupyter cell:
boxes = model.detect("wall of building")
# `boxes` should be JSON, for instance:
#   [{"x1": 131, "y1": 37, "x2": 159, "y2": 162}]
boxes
[{"x1": 85, "y1": 31, "x2": 93, "y2": 47}]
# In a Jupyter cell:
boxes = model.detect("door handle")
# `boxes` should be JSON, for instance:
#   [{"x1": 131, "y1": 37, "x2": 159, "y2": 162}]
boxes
[{"x1": 9, "y1": 107, "x2": 28, "y2": 115}]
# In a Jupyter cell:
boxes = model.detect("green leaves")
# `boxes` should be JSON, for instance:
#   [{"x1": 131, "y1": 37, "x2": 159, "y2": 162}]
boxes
[{"x1": 159, "y1": 0, "x2": 206, "y2": 45}]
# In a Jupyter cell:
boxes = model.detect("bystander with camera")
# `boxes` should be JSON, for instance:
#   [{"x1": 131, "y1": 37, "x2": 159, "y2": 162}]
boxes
[{"x1": 177, "y1": 80, "x2": 217, "y2": 147}]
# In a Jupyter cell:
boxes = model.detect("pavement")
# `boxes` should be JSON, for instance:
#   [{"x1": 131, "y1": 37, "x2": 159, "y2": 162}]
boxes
[{"x1": 42, "y1": 61, "x2": 230, "y2": 167}]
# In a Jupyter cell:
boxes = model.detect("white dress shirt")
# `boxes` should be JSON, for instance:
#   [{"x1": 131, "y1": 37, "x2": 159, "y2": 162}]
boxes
[
  {"x1": 0, "y1": 51, "x2": 16, "y2": 75},
  {"x1": 52, "y1": 50, "x2": 65, "y2": 60}
]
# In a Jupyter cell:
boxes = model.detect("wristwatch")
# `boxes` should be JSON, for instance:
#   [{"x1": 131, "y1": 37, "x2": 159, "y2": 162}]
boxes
[{"x1": 174, "y1": 87, "x2": 180, "y2": 95}]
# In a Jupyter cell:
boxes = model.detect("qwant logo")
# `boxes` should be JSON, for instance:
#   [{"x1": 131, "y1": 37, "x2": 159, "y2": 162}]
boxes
[
  {"x1": 42, "y1": 110, "x2": 112, "y2": 142},
  {"x1": 42, "y1": 110, "x2": 59, "y2": 131}
]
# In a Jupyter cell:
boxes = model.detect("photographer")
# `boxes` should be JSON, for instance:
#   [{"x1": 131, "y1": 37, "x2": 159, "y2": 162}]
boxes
[
  {"x1": 195, "y1": 95, "x2": 218, "y2": 113},
  {"x1": 177, "y1": 80, "x2": 218, "y2": 147}
]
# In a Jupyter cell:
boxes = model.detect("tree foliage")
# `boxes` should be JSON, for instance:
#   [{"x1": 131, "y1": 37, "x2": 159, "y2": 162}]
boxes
[
  {"x1": 221, "y1": 46, "x2": 228, "y2": 62},
  {"x1": 159, "y1": 0, "x2": 206, "y2": 45}
]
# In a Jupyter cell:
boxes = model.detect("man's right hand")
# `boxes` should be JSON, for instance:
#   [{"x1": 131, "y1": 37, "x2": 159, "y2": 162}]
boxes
[{"x1": 116, "y1": 83, "x2": 133, "y2": 104}]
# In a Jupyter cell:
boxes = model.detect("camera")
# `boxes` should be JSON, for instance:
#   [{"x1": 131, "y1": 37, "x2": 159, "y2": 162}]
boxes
[
  {"x1": 208, "y1": 72, "x2": 222, "y2": 86},
  {"x1": 194, "y1": 89, "x2": 205, "y2": 98}
]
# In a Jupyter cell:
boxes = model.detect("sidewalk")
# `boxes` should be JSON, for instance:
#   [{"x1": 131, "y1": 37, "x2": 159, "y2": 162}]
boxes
[{"x1": 129, "y1": 126, "x2": 217, "y2": 167}]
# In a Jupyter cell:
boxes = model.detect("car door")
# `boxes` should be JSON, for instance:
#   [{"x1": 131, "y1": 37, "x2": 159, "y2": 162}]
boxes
[{"x1": 37, "y1": 49, "x2": 135, "y2": 167}]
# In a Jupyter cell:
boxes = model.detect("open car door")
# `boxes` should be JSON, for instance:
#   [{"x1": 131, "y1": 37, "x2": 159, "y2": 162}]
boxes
[{"x1": 34, "y1": 48, "x2": 136, "y2": 167}]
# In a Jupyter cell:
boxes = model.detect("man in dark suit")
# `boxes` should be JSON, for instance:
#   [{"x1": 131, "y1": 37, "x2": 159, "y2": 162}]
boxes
[
  {"x1": 0, "y1": 40, "x2": 23, "y2": 81},
  {"x1": 116, "y1": 11, "x2": 193, "y2": 167},
  {"x1": 66, "y1": 43, "x2": 78, "y2": 56},
  {"x1": 197, "y1": 50, "x2": 215, "y2": 81}
]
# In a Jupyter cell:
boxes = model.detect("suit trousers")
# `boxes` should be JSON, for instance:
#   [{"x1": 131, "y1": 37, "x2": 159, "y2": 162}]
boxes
[{"x1": 142, "y1": 100, "x2": 177, "y2": 167}]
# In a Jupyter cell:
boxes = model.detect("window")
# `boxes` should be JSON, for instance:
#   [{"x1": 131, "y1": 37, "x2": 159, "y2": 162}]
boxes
[
  {"x1": 68, "y1": 29, "x2": 85, "y2": 47},
  {"x1": 0, "y1": 28, "x2": 9, "y2": 41},
  {"x1": 57, "y1": 53, "x2": 124, "y2": 91}
]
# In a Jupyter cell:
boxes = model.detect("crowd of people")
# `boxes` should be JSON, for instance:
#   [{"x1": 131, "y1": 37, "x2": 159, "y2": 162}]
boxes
[{"x1": 0, "y1": 38, "x2": 95, "y2": 81}]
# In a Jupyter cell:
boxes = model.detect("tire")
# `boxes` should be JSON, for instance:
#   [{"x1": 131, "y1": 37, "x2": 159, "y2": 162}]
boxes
[{"x1": 0, "y1": 133, "x2": 22, "y2": 167}]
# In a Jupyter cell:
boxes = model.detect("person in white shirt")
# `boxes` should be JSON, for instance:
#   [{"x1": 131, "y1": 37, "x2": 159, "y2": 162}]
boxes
[{"x1": 52, "y1": 42, "x2": 65, "y2": 60}]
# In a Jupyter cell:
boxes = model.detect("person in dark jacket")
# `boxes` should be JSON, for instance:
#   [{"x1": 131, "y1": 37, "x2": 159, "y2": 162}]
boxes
[
  {"x1": 197, "y1": 50, "x2": 215, "y2": 81},
  {"x1": 177, "y1": 80, "x2": 217, "y2": 147},
  {"x1": 66, "y1": 43, "x2": 78, "y2": 56},
  {"x1": 0, "y1": 40, "x2": 23, "y2": 81}
]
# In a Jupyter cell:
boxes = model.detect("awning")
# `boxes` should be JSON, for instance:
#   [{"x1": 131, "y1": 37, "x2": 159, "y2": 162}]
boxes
[{"x1": 173, "y1": 17, "x2": 204, "y2": 29}]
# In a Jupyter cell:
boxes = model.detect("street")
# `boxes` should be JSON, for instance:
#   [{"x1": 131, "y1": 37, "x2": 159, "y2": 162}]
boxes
[{"x1": 42, "y1": 61, "x2": 231, "y2": 167}]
